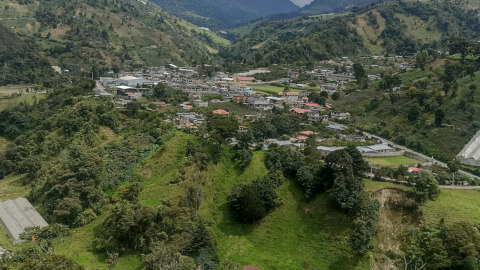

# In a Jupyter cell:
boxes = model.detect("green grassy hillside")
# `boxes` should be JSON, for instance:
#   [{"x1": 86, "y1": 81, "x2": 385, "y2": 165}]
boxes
[
  {"x1": 0, "y1": 0, "x2": 226, "y2": 71},
  {"x1": 224, "y1": 1, "x2": 480, "y2": 65}
]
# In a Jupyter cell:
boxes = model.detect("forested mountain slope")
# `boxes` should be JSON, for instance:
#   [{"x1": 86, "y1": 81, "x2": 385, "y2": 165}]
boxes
[
  {"x1": 150, "y1": 0, "x2": 299, "y2": 29},
  {"x1": 0, "y1": 24, "x2": 54, "y2": 85},
  {"x1": 0, "y1": 0, "x2": 229, "y2": 74},
  {"x1": 299, "y1": 0, "x2": 385, "y2": 15},
  {"x1": 222, "y1": 1, "x2": 480, "y2": 66}
]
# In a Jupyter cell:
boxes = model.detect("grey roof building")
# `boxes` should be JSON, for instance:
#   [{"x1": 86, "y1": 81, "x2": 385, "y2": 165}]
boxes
[
  {"x1": 457, "y1": 130, "x2": 480, "y2": 166},
  {"x1": 0, "y1": 197, "x2": 48, "y2": 243}
]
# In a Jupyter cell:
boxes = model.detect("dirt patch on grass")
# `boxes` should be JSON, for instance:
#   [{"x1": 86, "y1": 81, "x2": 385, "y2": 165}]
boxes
[{"x1": 370, "y1": 188, "x2": 419, "y2": 269}]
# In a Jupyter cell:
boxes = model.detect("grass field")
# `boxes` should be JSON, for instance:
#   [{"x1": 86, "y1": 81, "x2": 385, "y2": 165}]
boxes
[
  {"x1": 421, "y1": 189, "x2": 480, "y2": 226},
  {"x1": 363, "y1": 179, "x2": 411, "y2": 194},
  {"x1": 366, "y1": 156, "x2": 421, "y2": 166},
  {"x1": 250, "y1": 85, "x2": 285, "y2": 95},
  {"x1": 200, "y1": 151, "x2": 367, "y2": 270},
  {"x1": 0, "y1": 93, "x2": 47, "y2": 111}
]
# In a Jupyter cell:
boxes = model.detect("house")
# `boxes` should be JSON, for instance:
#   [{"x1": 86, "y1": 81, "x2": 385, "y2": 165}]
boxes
[
  {"x1": 346, "y1": 135, "x2": 366, "y2": 142},
  {"x1": 290, "y1": 108, "x2": 312, "y2": 116},
  {"x1": 300, "y1": 131, "x2": 319, "y2": 136},
  {"x1": 289, "y1": 70, "x2": 299, "y2": 78},
  {"x1": 151, "y1": 101, "x2": 166, "y2": 107},
  {"x1": 236, "y1": 77, "x2": 255, "y2": 84},
  {"x1": 307, "y1": 112, "x2": 325, "y2": 123},
  {"x1": 193, "y1": 100, "x2": 208, "y2": 107},
  {"x1": 285, "y1": 92, "x2": 299, "y2": 102},
  {"x1": 296, "y1": 136, "x2": 308, "y2": 142},
  {"x1": 238, "y1": 126, "x2": 248, "y2": 132},
  {"x1": 331, "y1": 111, "x2": 349, "y2": 119},
  {"x1": 326, "y1": 124, "x2": 345, "y2": 132},
  {"x1": 233, "y1": 96, "x2": 246, "y2": 103},
  {"x1": 303, "y1": 103, "x2": 322, "y2": 111},
  {"x1": 118, "y1": 76, "x2": 146, "y2": 86},
  {"x1": 317, "y1": 146, "x2": 345, "y2": 158},
  {"x1": 408, "y1": 167, "x2": 422, "y2": 173},
  {"x1": 213, "y1": 109, "x2": 229, "y2": 115}
]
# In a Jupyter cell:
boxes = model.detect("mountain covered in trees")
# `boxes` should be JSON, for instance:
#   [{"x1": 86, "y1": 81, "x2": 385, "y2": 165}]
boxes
[
  {"x1": 299, "y1": 0, "x2": 386, "y2": 15},
  {"x1": 0, "y1": 24, "x2": 54, "y2": 85},
  {"x1": 222, "y1": 0, "x2": 480, "y2": 66},
  {"x1": 150, "y1": 0, "x2": 299, "y2": 29},
  {"x1": 0, "y1": 0, "x2": 229, "y2": 77}
]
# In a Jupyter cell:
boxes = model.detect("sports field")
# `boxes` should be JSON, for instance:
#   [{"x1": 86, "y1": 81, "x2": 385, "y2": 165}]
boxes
[{"x1": 366, "y1": 156, "x2": 421, "y2": 166}]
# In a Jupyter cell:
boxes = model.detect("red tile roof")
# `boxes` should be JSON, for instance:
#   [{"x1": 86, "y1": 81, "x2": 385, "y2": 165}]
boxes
[
  {"x1": 326, "y1": 105, "x2": 332, "y2": 109},
  {"x1": 151, "y1": 102, "x2": 166, "y2": 105},
  {"x1": 296, "y1": 136, "x2": 308, "y2": 140},
  {"x1": 285, "y1": 92, "x2": 299, "y2": 96},
  {"x1": 185, "y1": 105, "x2": 193, "y2": 109},
  {"x1": 290, "y1": 108, "x2": 311, "y2": 114},
  {"x1": 213, "y1": 109, "x2": 229, "y2": 115},
  {"x1": 300, "y1": 131, "x2": 318, "y2": 136},
  {"x1": 305, "y1": 103, "x2": 321, "y2": 107},
  {"x1": 409, "y1": 167, "x2": 422, "y2": 172}
]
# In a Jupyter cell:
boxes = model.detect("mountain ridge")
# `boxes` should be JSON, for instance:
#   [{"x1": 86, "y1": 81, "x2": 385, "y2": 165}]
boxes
[{"x1": 150, "y1": 0, "x2": 299, "y2": 29}]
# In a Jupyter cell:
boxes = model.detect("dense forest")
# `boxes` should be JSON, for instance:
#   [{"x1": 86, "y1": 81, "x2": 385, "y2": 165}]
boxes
[{"x1": 0, "y1": 25, "x2": 54, "y2": 85}]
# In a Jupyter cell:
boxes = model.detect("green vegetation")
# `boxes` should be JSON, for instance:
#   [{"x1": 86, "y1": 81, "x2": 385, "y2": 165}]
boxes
[
  {"x1": 366, "y1": 156, "x2": 421, "y2": 166},
  {"x1": 0, "y1": 93, "x2": 46, "y2": 111},
  {"x1": 363, "y1": 178, "x2": 411, "y2": 194},
  {"x1": 421, "y1": 189, "x2": 480, "y2": 226},
  {"x1": 149, "y1": 0, "x2": 297, "y2": 29},
  {"x1": 250, "y1": 85, "x2": 285, "y2": 95}
]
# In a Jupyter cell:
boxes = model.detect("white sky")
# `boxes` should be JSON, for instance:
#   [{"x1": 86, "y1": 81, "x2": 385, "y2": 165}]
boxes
[{"x1": 290, "y1": 0, "x2": 314, "y2": 7}]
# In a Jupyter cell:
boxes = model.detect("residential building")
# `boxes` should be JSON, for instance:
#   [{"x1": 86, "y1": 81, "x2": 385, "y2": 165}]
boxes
[{"x1": 193, "y1": 100, "x2": 208, "y2": 107}]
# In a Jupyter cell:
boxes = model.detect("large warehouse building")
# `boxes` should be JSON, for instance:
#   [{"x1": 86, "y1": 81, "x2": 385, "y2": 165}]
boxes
[
  {"x1": 0, "y1": 197, "x2": 48, "y2": 243},
  {"x1": 457, "y1": 130, "x2": 480, "y2": 167}
]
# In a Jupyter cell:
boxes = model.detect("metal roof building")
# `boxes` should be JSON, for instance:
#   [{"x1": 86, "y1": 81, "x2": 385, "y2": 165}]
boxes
[
  {"x1": 0, "y1": 197, "x2": 48, "y2": 243},
  {"x1": 457, "y1": 130, "x2": 480, "y2": 166}
]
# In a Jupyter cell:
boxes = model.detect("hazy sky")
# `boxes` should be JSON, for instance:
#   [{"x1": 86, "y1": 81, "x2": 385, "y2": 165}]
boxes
[{"x1": 290, "y1": 0, "x2": 314, "y2": 7}]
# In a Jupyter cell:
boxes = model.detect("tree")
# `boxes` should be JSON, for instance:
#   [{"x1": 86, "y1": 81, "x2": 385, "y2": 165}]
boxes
[
  {"x1": 17, "y1": 255, "x2": 84, "y2": 270},
  {"x1": 470, "y1": 84, "x2": 477, "y2": 97},
  {"x1": 296, "y1": 163, "x2": 324, "y2": 198},
  {"x1": 416, "y1": 50, "x2": 429, "y2": 71},
  {"x1": 153, "y1": 83, "x2": 166, "y2": 99},
  {"x1": 332, "y1": 92, "x2": 340, "y2": 100},
  {"x1": 54, "y1": 197, "x2": 83, "y2": 226},
  {"x1": 182, "y1": 184, "x2": 205, "y2": 213},
  {"x1": 353, "y1": 63, "x2": 368, "y2": 89},
  {"x1": 351, "y1": 200, "x2": 380, "y2": 254},
  {"x1": 20, "y1": 224, "x2": 71, "y2": 254},
  {"x1": 434, "y1": 109, "x2": 445, "y2": 126},
  {"x1": 408, "y1": 103, "x2": 422, "y2": 122},
  {"x1": 414, "y1": 172, "x2": 439, "y2": 204},
  {"x1": 228, "y1": 175, "x2": 280, "y2": 223},
  {"x1": 186, "y1": 140, "x2": 196, "y2": 157}
]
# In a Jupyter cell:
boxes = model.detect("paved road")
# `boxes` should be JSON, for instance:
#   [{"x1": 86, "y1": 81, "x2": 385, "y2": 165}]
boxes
[
  {"x1": 95, "y1": 81, "x2": 106, "y2": 93},
  {"x1": 439, "y1": 185, "x2": 480, "y2": 190},
  {"x1": 363, "y1": 131, "x2": 480, "y2": 180}
]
